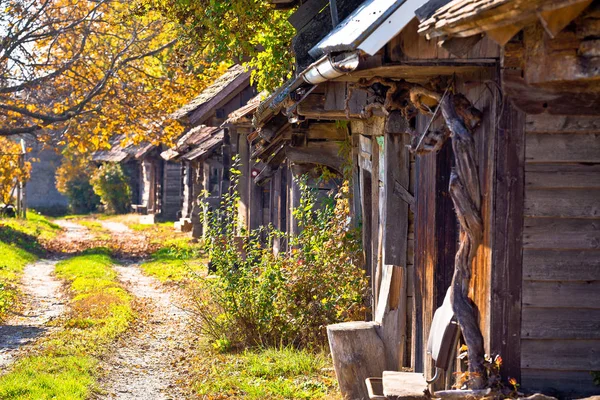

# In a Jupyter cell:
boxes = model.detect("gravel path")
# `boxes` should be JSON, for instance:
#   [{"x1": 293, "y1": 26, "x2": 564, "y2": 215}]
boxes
[
  {"x1": 96, "y1": 220, "x2": 193, "y2": 399},
  {"x1": 97, "y1": 263, "x2": 192, "y2": 399},
  {"x1": 53, "y1": 219, "x2": 95, "y2": 241},
  {"x1": 0, "y1": 259, "x2": 65, "y2": 370}
]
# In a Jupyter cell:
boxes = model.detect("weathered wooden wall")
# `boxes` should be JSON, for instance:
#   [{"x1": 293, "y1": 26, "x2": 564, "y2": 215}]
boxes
[
  {"x1": 521, "y1": 114, "x2": 600, "y2": 396},
  {"x1": 413, "y1": 69, "x2": 498, "y2": 380},
  {"x1": 162, "y1": 161, "x2": 183, "y2": 221},
  {"x1": 386, "y1": 19, "x2": 500, "y2": 63}
]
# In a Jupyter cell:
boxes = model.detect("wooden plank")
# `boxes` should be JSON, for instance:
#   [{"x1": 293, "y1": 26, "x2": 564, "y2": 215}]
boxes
[
  {"x1": 490, "y1": 100, "x2": 525, "y2": 382},
  {"x1": 503, "y1": 68, "x2": 600, "y2": 115},
  {"x1": 523, "y1": 249, "x2": 600, "y2": 281},
  {"x1": 522, "y1": 308, "x2": 600, "y2": 339},
  {"x1": 360, "y1": 167, "x2": 373, "y2": 311},
  {"x1": 522, "y1": 280, "x2": 600, "y2": 309},
  {"x1": 526, "y1": 133, "x2": 600, "y2": 163},
  {"x1": 384, "y1": 131, "x2": 410, "y2": 265},
  {"x1": 525, "y1": 164, "x2": 600, "y2": 189},
  {"x1": 523, "y1": 217, "x2": 600, "y2": 250},
  {"x1": 521, "y1": 339, "x2": 600, "y2": 371},
  {"x1": 371, "y1": 135, "x2": 381, "y2": 311},
  {"x1": 324, "y1": 82, "x2": 346, "y2": 112},
  {"x1": 525, "y1": 189, "x2": 600, "y2": 218},
  {"x1": 521, "y1": 369, "x2": 600, "y2": 397},
  {"x1": 359, "y1": 134, "x2": 372, "y2": 155},
  {"x1": 376, "y1": 265, "x2": 408, "y2": 370}
]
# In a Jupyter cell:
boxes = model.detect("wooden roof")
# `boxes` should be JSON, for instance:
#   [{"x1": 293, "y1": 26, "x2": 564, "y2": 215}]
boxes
[
  {"x1": 92, "y1": 135, "x2": 154, "y2": 163},
  {"x1": 418, "y1": 0, "x2": 594, "y2": 44},
  {"x1": 181, "y1": 131, "x2": 225, "y2": 161},
  {"x1": 160, "y1": 126, "x2": 223, "y2": 161},
  {"x1": 170, "y1": 65, "x2": 251, "y2": 124},
  {"x1": 223, "y1": 92, "x2": 265, "y2": 125}
]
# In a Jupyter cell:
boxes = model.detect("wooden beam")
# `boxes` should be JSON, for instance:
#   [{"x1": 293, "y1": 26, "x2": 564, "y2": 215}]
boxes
[
  {"x1": 538, "y1": 0, "x2": 593, "y2": 38},
  {"x1": 440, "y1": 34, "x2": 484, "y2": 57},
  {"x1": 285, "y1": 141, "x2": 345, "y2": 173},
  {"x1": 393, "y1": 180, "x2": 415, "y2": 211},
  {"x1": 490, "y1": 99, "x2": 525, "y2": 384}
]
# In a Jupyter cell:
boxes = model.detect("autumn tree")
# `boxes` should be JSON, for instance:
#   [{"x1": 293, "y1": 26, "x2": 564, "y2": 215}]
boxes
[
  {"x1": 139, "y1": 0, "x2": 296, "y2": 92},
  {"x1": 0, "y1": 0, "x2": 221, "y2": 151},
  {"x1": 0, "y1": 138, "x2": 30, "y2": 206}
]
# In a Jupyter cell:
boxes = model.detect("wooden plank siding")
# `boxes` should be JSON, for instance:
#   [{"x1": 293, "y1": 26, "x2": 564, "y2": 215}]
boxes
[
  {"x1": 413, "y1": 70, "x2": 498, "y2": 380},
  {"x1": 521, "y1": 114, "x2": 600, "y2": 396}
]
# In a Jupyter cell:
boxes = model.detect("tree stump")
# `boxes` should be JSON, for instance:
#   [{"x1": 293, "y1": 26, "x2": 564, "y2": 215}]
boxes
[{"x1": 328, "y1": 321, "x2": 386, "y2": 400}]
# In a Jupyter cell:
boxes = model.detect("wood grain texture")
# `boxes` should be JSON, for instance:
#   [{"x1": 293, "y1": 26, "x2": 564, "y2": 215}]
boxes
[
  {"x1": 526, "y1": 132, "x2": 600, "y2": 163},
  {"x1": 490, "y1": 99, "x2": 525, "y2": 382},
  {"x1": 523, "y1": 249, "x2": 600, "y2": 281},
  {"x1": 521, "y1": 308, "x2": 600, "y2": 339},
  {"x1": 525, "y1": 189, "x2": 600, "y2": 218},
  {"x1": 521, "y1": 369, "x2": 599, "y2": 397},
  {"x1": 384, "y1": 132, "x2": 410, "y2": 266},
  {"x1": 522, "y1": 280, "x2": 600, "y2": 309},
  {"x1": 521, "y1": 339, "x2": 600, "y2": 371},
  {"x1": 525, "y1": 164, "x2": 600, "y2": 189},
  {"x1": 526, "y1": 114, "x2": 600, "y2": 133},
  {"x1": 523, "y1": 217, "x2": 600, "y2": 250}
]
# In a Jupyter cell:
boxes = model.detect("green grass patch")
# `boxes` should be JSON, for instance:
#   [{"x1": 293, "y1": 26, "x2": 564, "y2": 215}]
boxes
[
  {"x1": 192, "y1": 346, "x2": 339, "y2": 399},
  {"x1": 0, "y1": 212, "x2": 60, "y2": 320},
  {"x1": 141, "y1": 239, "x2": 206, "y2": 282},
  {"x1": 0, "y1": 211, "x2": 61, "y2": 255},
  {"x1": 0, "y1": 250, "x2": 135, "y2": 399}
]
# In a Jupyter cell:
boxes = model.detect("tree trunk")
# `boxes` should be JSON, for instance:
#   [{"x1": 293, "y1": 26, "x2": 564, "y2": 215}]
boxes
[
  {"x1": 328, "y1": 321, "x2": 386, "y2": 400},
  {"x1": 440, "y1": 94, "x2": 486, "y2": 389}
]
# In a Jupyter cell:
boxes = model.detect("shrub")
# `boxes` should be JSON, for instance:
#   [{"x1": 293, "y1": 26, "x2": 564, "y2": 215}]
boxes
[
  {"x1": 56, "y1": 156, "x2": 100, "y2": 214},
  {"x1": 190, "y1": 163, "x2": 368, "y2": 349},
  {"x1": 90, "y1": 163, "x2": 131, "y2": 214}
]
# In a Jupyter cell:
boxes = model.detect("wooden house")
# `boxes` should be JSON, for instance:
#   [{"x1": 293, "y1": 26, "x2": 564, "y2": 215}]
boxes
[
  {"x1": 253, "y1": 0, "x2": 600, "y2": 398},
  {"x1": 92, "y1": 137, "x2": 182, "y2": 220},
  {"x1": 164, "y1": 65, "x2": 257, "y2": 235}
]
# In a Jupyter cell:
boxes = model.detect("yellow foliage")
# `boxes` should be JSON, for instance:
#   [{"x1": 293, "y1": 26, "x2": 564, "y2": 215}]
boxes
[
  {"x1": 0, "y1": 138, "x2": 31, "y2": 205},
  {"x1": 1, "y1": 1, "x2": 224, "y2": 150}
]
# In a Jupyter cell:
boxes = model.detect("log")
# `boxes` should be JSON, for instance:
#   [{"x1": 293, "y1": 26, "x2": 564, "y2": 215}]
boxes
[{"x1": 327, "y1": 321, "x2": 386, "y2": 400}]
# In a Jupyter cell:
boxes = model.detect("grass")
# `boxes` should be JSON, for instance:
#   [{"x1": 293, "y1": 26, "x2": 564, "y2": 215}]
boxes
[
  {"x1": 0, "y1": 211, "x2": 61, "y2": 320},
  {"x1": 0, "y1": 249, "x2": 135, "y2": 399},
  {"x1": 140, "y1": 237, "x2": 207, "y2": 282},
  {"x1": 191, "y1": 345, "x2": 339, "y2": 399}
]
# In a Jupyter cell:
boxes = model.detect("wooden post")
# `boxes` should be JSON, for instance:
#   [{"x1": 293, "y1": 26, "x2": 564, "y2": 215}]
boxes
[
  {"x1": 238, "y1": 131, "x2": 250, "y2": 231},
  {"x1": 191, "y1": 161, "x2": 204, "y2": 239},
  {"x1": 371, "y1": 134, "x2": 381, "y2": 313},
  {"x1": 351, "y1": 132, "x2": 362, "y2": 229},
  {"x1": 328, "y1": 321, "x2": 386, "y2": 400},
  {"x1": 375, "y1": 114, "x2": 412, "y2": 371},
  {"x1": 490, "y1": 100, "x2": 525, "y2": 382}
]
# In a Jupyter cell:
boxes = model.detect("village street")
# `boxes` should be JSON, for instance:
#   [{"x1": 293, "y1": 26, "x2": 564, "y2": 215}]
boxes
[
  {"x1": 1, "y1": 0, "x2": 599, "y2": 398},
  {"x1": 0, "y1": 219, "x2": 196, "y2": 398}
]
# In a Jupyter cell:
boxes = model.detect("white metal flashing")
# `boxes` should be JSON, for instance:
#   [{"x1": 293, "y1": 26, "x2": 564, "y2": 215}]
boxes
[{"x1": 358, "y1": 0, "x2": 428, "y2": 55}]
